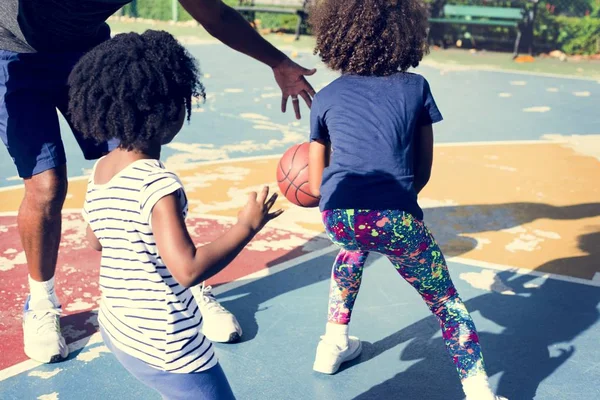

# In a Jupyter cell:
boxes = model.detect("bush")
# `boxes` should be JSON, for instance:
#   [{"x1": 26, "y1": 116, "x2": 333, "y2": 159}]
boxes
[
  {"x1": 122, "y1": 0, "x2": 239, "y2": 22},
  {"x1": 119, "y1": 0, "x2": 599, "y2": 55},
  {"x1": 555, "y1": 16, "x2": 600, "y2": 54}
]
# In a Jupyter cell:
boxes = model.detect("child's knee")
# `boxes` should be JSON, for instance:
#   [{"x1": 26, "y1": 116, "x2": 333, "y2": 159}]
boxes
[{"x1": 427, "y1": 286, "x2": 463, "y2": 314}]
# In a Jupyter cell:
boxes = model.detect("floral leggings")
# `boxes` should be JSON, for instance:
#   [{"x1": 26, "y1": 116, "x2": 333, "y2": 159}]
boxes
[{"x1": 322, "y1": 209, "x2": 486, "y2": 380}]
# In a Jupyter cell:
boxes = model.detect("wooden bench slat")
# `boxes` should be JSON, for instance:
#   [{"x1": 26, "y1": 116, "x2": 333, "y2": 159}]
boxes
[{"x1": 444, "y1": 5, "x2": 523, "y2": 20}]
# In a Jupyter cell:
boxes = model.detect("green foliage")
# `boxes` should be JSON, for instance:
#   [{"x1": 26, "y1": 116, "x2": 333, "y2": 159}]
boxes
[
  {"x1": 122, "y1": 0, "x2": 193, "y2": 21},
  {"x1": 555, "y1": 16, "x2": 600, "y2": 54},
  {"x1": 254, "y1": 12, "x2": 298, "y2": 31},
  {"x1": 119, "y1": 0, "x2": 599, "y2": 55}
]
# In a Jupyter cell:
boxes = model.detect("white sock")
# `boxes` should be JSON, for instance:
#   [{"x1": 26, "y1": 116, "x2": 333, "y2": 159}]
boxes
[
  {"x1": 462, "y1": 374, "x2": 496, "y2": 400},
  {"x1": 28, "y1": 275, "x2": 59, "y2": 307},
  {"x1": 325, "y1": 322, "x2": 349, "y2": 348}
]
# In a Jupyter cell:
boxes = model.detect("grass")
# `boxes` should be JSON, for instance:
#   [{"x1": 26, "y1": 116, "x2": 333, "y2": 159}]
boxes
[{"x1": 108, "y1": 18, "x2": 600, "y2": 80}]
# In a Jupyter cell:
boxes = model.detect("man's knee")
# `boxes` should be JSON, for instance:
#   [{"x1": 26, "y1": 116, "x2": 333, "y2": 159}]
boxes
[{"x1": 23, "y1": 168, "x2": 68, "y2": 214}]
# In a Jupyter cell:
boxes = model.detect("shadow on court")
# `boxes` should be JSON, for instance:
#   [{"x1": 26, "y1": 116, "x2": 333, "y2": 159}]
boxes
[{"x1": 216, "y1": 208, "x2": 600, "y2": 400}]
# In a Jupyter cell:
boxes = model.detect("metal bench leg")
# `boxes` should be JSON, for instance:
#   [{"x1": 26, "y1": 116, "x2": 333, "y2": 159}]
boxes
[
  {"x1": 513, "y1": 29, "x2": 522, "y2": 59},
  {"x1": 294, "y1": 14, "x2": 303, "y2": 41}
]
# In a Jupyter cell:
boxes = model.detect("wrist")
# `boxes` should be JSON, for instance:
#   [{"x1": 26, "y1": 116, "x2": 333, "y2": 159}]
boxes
[
  {"x1": 270, "y1": 53, "x2": 289, "y2": 70},
  {"x1": 234, "y1": 220, "x2": 257, "y2": 237}
]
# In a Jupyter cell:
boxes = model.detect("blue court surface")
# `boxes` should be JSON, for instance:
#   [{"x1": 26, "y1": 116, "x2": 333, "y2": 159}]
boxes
[
  {"x1": 1, "y1": 42, "x2": 599, "y2": 400},
  {"x1": 2, "y1": 254, "x2": 600, "y2": 400}
]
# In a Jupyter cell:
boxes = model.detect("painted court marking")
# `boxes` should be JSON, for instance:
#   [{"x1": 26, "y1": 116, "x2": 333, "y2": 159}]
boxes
[
  {"x1": 0, "y1": 139, "x2": 566, "y2": 193},
  {"x1": 1, "y1": 217, "x2": 598, "y2": 382},
  {"x1": 1, "y1": 137, "x2": 598, "y2": 381}
]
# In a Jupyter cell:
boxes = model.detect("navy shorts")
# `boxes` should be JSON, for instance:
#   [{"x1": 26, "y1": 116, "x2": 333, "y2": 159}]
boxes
[
  {"x1": 101, "y1": 328, "x2": 236, "y2": 400},
  {"x1": 0, "y1": 50, "x2": 118, "y2": 178}
]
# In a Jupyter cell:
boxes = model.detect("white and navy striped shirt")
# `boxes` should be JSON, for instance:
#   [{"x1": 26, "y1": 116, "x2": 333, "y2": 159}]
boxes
[{"x1": 83, "y1": 158, "x2": 217, "y2": 373}]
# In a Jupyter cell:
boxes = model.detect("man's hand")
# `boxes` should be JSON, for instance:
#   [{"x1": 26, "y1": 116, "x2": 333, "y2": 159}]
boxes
[
  {"x1": 273, "y1": 58, "x2": 316, "y2": 120},
  {"x1": 178, "y1": 0, "x2": 317, "y2": 119}
]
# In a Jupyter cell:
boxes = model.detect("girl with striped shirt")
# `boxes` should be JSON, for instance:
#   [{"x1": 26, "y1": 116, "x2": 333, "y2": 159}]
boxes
[{"x1": 70, "y1": 31, "x2": 282, "y2": 400}]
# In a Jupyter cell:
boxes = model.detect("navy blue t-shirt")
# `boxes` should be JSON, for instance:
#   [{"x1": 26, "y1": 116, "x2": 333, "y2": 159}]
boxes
[{"x1": 310, "y1": 73, "x2": 442, "y2": 220}]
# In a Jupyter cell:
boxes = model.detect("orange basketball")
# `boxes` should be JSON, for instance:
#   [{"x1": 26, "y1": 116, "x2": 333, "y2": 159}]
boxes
[{"x1": 276, "y1": 142, "x2": 320, "y2": 208}]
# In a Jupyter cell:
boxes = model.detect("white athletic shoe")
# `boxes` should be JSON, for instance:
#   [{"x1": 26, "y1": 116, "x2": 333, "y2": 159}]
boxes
[
  {"x1": 196, "y1": 285, "x2": 242, "y2": 343},
  {"x1": 465, "y1": 397, "x2": 508, "y2": 400},
  {"x1": 23, "y1": 296, "x2": 69, "y2": 363},
  {"x1": 313, "y1": 336, "x2": 362, "y2": 374}
]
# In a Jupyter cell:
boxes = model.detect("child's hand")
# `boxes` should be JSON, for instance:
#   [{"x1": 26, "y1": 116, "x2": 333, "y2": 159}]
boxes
[{"x1": 237, "y1": 186, "x2": 283, "y2": 233}]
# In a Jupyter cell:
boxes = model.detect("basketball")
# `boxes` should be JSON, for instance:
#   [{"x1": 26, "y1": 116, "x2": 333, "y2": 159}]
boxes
[{"x1": 276, "y1": 142, "x2": 320, "y2": 208}]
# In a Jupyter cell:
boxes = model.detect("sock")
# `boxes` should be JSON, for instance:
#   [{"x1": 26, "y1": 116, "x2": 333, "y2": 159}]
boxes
[
  {"x1": 325, "y1": 322, "x2": 349, "y2": 348},
  {"x1": 28, "y1": 275, "x2": 60, "y2": 308},
  {"x1": 462, "y1": 374, "x2": 496, "y2": 400}
]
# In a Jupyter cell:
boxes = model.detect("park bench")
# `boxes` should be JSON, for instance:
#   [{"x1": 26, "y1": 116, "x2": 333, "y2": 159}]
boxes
[
  {"x1": 429, "y1": 2, "x2": 538, "y2": 57},
  {"x1": 235, "y1": 0, "x2": 310, "y2": 41}
]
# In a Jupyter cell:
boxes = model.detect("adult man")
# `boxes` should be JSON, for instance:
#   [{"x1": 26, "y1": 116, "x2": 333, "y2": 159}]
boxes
[{"x1": 0, "y1": 0, "x2": 315, "y2": 363}]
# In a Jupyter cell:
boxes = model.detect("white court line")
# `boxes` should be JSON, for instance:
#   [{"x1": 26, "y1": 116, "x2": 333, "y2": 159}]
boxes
[
  {"x1": 189, "y1": 212, "x2": 329, "y2": 239},
  {"x1": 0, "y1": 153, "x2": 282, "y2": 193},
  {"x1": 421, "y1": 59, "x2": 600, "y2": 82},
  {"x1": 1, "y1": 236, "x2": 598, "y2": 381},
  {"x1": 0, "y1": 139, "x2": 569, "y2": 193},
  {"x1": 0, "y1": 245, "x2": 338, "y2": 382},
  {"x1": 0, "y1": 332, "x2": 103, "y2": 382},
  {"x1": 448, "y1": 256, "x2": 600, "y2": 288}
]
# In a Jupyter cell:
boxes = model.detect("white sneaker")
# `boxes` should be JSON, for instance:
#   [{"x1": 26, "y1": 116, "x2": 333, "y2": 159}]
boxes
[
  {"x1": 23, "y1": 296, "x2": 69, "y2": 363},
  {"x1": 313, "y1": 336, "x2": 362, "y2": 374},
  {"x1": 465, "y1": 397, "x2": 507, "y2": 400},
  {"x1": 196, "y1": 285, "x2": 242, "y2": 343}
]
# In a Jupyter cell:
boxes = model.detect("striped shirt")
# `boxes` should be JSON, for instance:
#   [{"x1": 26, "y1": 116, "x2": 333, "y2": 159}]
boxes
[{"x1": 83, "y1": 158, "x2": 217, "y2": 374}]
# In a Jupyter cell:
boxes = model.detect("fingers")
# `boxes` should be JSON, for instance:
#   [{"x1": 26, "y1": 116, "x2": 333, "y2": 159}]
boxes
[
  {"x1": 302, "y1": 67, "x2": 317, "y2": 76},
  {"x1": 301, "y1": 77, "x2": 316, "y2": 97},
  {"x1": 247, "y1": 191, "x2": 257, "y2": 204},
  {"x1": 268, "y1": 208, "x2": 284, "y2": 219},
  {"x1": 257, "y1": 186, "x2": 269, "y2": 204},
  {"x1": 292, "y1": 96, "x2": 301, "y2": 119},
  {"x1": 281, "y1": 95, "x2": 288, "y2": 113},
  {"x1": 299, "y1": 90, "x2": 312, "y2": 109},
  {"x1": 264, "y1": 192, "x2": 278, "y2": 211}
]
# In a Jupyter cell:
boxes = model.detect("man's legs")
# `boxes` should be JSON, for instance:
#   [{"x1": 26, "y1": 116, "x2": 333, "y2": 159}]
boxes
[
  {"x1": 20, "y1": 167, "x2": 70, "y2": 362},
  {"x1": 1, "y1": 50, "x2": 77, "y2": 362},
  {"x1": 19, "y1": 167, "x2": 67, "y2": 283}
]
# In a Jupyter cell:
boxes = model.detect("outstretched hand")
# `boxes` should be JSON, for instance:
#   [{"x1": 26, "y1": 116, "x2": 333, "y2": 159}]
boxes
[
  {"x1": 237, "y1": 186, "x2": 283, "y2": 233},
  {"x1": 273, "y1": 57, "x2": 317, "y2": 120}
]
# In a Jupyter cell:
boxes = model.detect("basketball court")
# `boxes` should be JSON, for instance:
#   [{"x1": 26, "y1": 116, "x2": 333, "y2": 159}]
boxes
[{"x1": 1, "y1": 43, "x2": 599, "y2": 400}]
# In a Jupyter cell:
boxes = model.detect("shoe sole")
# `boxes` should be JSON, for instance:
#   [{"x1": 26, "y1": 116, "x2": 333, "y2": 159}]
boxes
[
  {"x1": 24, "y1": 337, "x2": 69, "y2": 364},
  {"x1": 227, "y1": 332, "x2": 241, "y2": 343},
  {"x1": 205, "y1": 331, "x2": 241, "y2": 344},
  {"x1": 24, "y1": 348, "x2": 68, "y2": 364},
  {"x1": 313, "y1": 340, "x2": 363, "y2": 375}
]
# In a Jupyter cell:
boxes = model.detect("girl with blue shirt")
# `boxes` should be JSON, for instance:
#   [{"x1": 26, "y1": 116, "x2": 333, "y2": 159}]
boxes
[{"x1": 307, "y1": 2, "x2": 506, "y2": 399}]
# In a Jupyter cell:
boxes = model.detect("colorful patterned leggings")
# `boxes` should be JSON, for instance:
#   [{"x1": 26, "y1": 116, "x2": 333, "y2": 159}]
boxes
[{"x1": 322, "y1": 209, "x2": 486, "y2": 381}]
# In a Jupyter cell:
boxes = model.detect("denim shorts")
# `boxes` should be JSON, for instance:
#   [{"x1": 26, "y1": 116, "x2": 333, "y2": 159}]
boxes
[{"x1": 0, "y1": 49, "x2": 118, "y2": 178}]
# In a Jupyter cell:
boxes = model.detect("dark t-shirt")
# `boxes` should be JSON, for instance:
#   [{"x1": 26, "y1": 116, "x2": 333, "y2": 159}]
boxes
[
  {"x1": 0, "y1": 0, "x2": 130, "y2": 53},
  {"x1": 309, "y1": 73, "x2": 443, "y2": 220}
]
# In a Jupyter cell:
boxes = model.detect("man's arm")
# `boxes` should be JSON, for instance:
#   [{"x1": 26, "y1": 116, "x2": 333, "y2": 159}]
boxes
[{"x1": 178, "y1": 0, "x2": 316, "y2": 119}]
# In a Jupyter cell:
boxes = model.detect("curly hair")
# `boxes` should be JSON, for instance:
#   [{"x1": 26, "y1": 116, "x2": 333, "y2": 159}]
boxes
[
  {"x1": 68, "y1": 30, "x2": 204, "y2": 152},
  {"x1": 309, "y1": 0, "x2": 430, "y2": 76}
]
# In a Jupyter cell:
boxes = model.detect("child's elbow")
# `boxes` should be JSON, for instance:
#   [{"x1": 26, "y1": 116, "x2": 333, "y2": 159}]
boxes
[
  {"x1": 90, "y1": 243, "x2": 102, "y2": 252},
  {"x1": 309, "y1": 181, "x2": 321, "y2": 197},
  {"x1": 172, "y1": 269, "x2": 196, "y2": 288}
]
